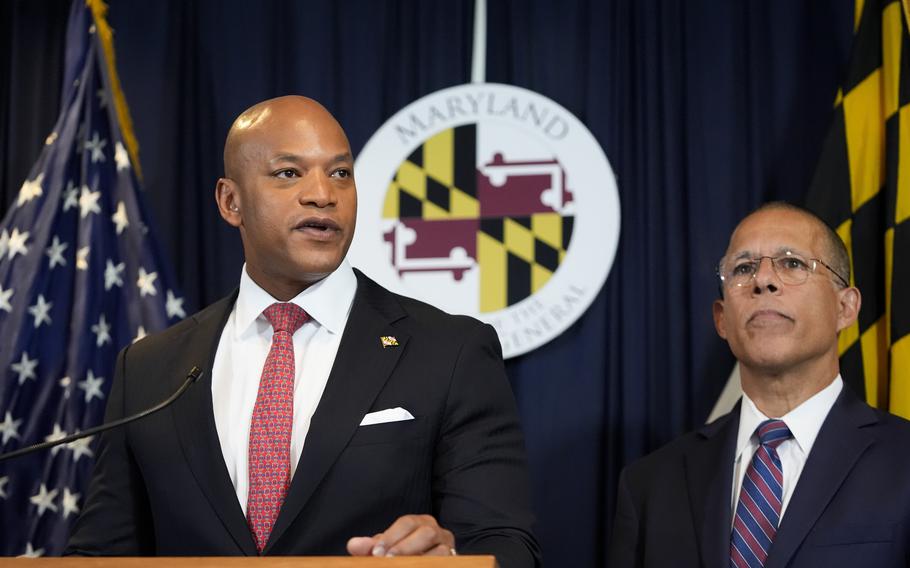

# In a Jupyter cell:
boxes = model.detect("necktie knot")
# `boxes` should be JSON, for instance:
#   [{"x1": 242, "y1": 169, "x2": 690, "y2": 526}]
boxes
[
  {"x1": 757, "y1": 418, "x2": 791, "y2": 449},
  {"x1": 263, "y1": 302, "x2": 308, "y2": 334}
]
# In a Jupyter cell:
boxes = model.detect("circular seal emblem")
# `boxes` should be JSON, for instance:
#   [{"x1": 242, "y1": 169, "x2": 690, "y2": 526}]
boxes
[{"x1": 350, "y1": 83, "x2": 620, "y2": 358}]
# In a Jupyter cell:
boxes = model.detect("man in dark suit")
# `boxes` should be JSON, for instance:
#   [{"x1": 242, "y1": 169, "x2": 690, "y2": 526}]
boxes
[
  {"x1": 66, "y1": 96, "x2": 540, "y2": 567},
  {"x1": 609, "y1": 202, "x2": 910, "y2": 567}
]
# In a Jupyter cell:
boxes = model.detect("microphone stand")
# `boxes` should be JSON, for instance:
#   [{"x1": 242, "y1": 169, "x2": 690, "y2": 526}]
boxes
[{"x1": 0, "y1": 366, "x2": 203, "y2": 463}]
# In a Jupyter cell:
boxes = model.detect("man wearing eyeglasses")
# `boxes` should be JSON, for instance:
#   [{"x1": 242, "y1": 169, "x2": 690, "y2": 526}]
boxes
[{"x1": 609, "y1": 202, "x2": 910, "y2": 567}]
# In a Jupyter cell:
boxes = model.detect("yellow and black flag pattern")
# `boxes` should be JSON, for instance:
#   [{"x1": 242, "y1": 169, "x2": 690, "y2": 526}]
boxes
[
  {"x1": 806, "y1": 0, "x2": 910, "y2": 418},
  {"x1": 383, "y1": 126, "x2": 479, "y2": 220},
  {"x1": 478, "y1": 213, "x2": 572, "y2": 312}
]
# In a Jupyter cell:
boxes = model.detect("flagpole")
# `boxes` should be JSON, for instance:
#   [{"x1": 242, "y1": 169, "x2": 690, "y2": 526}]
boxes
[
  {"x1": 85, "y1": 0, "x2": 142, "y2": 181},
  {"x1": 471, "y1": 0, "x2": 486, "y2": 84}
]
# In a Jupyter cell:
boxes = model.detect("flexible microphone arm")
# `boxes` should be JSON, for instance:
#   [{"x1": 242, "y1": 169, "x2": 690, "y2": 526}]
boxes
[{"x1": 0, "y1": 366, "x2": 203, "y2": 463}]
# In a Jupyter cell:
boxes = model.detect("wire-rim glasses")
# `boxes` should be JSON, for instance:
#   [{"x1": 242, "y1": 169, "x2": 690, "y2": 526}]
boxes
[{"x1": 717, "y1": 251, "x2": 849, "y2": 289}]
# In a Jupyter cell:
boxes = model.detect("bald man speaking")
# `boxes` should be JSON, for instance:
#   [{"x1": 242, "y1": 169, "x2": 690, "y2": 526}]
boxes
[{"x1": 66, "y1": 96, "x2": 541, "y2": 567}]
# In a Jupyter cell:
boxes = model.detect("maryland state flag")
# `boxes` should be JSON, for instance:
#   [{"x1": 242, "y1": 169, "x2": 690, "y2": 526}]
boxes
[
  {"x1": 806, "y1": 0, "x2": 910, "y2": 417},
  {"x1": 383, "y1": 124, "x2": 575, "y2": 313}
]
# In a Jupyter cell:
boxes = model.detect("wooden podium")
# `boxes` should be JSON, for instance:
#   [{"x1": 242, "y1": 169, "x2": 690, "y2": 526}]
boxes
[{"x1": 3, "y1": 557, "x2": 498, "y2": 567}]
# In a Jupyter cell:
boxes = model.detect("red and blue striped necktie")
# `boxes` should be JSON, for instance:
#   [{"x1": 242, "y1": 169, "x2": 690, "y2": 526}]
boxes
[
  {"x1": 246, "y1": 302, "x2": 308, "y2": 553},
  {"x1": 730, "y1": 419, "x2": 792, "y2": 568}
]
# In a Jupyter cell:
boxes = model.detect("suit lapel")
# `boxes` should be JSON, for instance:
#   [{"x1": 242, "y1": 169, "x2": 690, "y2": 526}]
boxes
[
  {"x1": 765, "y1": 388, "x2": 877, "y2": 568},
  {"x1": 170, "y1": 292, "x2": 258, "y2": 555},
  {"x1": 685, "y1": 405, "x2": 739, "y2": 568},
  {"x1": 266, "y1": 272, "x2": 408, "y2": 552}
]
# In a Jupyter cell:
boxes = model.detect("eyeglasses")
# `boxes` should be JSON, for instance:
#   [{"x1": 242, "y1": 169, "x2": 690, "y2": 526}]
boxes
[{"x1": 717, "y1": 251, "x2": 849, "y2": 288}]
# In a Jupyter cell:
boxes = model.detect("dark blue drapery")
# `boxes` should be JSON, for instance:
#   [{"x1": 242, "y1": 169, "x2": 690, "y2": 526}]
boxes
[{"x1": 1, "y1": 1, "x2": 854, "y2": 564}]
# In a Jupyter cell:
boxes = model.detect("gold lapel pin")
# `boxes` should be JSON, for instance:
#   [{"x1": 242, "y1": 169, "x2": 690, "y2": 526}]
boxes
[{"x1": 380, "y1": 336, "x2": 399, "y2": 348}]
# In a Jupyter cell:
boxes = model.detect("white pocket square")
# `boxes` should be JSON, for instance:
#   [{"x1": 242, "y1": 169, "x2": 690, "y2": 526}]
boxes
[{"x1": 359, "y1": 407, "x2": 415, "y2": 426}]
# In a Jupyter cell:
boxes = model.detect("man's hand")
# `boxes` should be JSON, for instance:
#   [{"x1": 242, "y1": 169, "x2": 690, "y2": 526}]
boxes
[{"x1": 347, "y1": 514, "x2": 456, "y2": 557}]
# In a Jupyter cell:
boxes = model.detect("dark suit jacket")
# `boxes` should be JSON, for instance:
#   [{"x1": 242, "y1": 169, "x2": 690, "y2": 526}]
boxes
[
  {"x1": 66, "y1": 270, "x2": 540, "y2": 567},
  {"x1": 609, "y1": 386, "x2": 910, "y2": 567}
]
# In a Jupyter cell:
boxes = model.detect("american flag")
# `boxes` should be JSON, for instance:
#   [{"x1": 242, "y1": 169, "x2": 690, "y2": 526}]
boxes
[{"x1": 0, "y1": 0, "x2": 185, "y2": 556}]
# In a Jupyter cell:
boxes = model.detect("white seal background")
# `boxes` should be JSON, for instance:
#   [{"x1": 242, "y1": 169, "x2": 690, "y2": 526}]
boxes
[{"x1": 350, "y1": 83, "x2": 620, "y2": 358}]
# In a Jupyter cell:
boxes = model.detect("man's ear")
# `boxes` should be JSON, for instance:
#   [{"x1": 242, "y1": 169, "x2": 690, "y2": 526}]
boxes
[
  {"x1": 215, "y1": 178, "x2": 242, "y2": 227},
  {"x1": 713, "y1": 298, "x2": 728, "y2": 339},
  {"x1": 835, "y1": 286, "x2": 861, "y2": 333}
]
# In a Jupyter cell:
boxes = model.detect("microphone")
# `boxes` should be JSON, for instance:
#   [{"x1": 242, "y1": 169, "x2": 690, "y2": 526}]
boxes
[{"x1": 0, "y1": 366, "x2": 203, "y2": 463}]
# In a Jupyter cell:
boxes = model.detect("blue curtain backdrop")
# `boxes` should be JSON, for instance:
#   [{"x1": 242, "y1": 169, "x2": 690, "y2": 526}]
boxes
[{"x1": 1, "y1": 1, "x2": 854, "y2": 565}]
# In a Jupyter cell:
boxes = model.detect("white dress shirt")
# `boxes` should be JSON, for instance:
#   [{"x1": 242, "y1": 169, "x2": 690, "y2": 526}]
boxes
[
  {"x1": 731, "y1": 375, "x2": 843, "y2": 524},
  {"x1": 211, "y1": 261, "x2": 357, "y2": 515}
]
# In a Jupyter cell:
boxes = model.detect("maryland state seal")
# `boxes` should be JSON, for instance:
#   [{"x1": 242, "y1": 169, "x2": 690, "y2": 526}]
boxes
[{"x1": 351, "y1": 83, "x2": 619, "y2": 358}]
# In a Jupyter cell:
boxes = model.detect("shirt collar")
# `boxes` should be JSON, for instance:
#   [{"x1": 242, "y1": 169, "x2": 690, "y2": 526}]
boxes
[
  {"x1": 234, "y1": 260, "x2": 357, "y2": 337},
  {"x1": 735, "y1": 374, "x2": 843, "y2": 459}
]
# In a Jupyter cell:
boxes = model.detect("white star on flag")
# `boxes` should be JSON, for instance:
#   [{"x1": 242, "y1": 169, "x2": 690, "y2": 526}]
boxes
[
  {"x1": 0, "y1": 284, "x2": 13, "y2": 313},
  {"x1": 166, "y1": 290, "x2": 186, "y2": 319},
  {"x1": 17, "y1": 173, "x2": 44, "y2": 207},
  {"x1": 78, "y1": 185, "x2": 101, "y2": 218},
  {"x1": 10, "y1": 352, "x2": 38, "y2": 385},
  {"x1": 45, "y1": 424, "x2": 68, "y2": 456},
  {"x1": 21, "y1": 543, "x2": 44, "y2": 558},
  {"x1": 137, "y1": 267, "x2": 158, "y2": 297},
  {"x1": 61, "y1": 488, "x2": 81, "y2": 519},
  {"x1": 77, "y1": 370, "x2": 105, "y2": 404},
  {"x1": 28, "y1": 294, "x2": 53, "y2": 328},
  {"x1": 112, "y1": 201, "x2": 129, "y2": 235},
  {"x1": 0, "y1": 476, "x2": 8, "y2": 500},
  {"x1": 0, "y1": 412, "x2": 22, "y2": 446},
  {"x1": 104, "y1": 259, "x2": 125, "y2": 290},
  {"x1": 76, "y1": 246, "x2": 89, "y2": 270},
  {"x1": 6, "y1": 227, "x2": 30, "y2": 260},
  {"x1": 114, "y1": 141, "x2": 130, "y2": 171},
  {"x1": 45, "y1": 236, "x2": 68, "y2": 269},
  {"x1": 133, "y1": 325, "x2": 147, "y2": 343},
  {"x1": 91, "y1": 314, "x2": 112, "y2": 347},
  {"x1": 29, "y1": 484, "x2": 59, "y2": 517},
  {"x1": 84, "y1": 132, "x2": 107, "y2": 163},
  {"x1": 67, "y1": 436, "x2": 94, "y2": 462},
  {"x1": 63, "y1": 181, "x2": 79, "y2": 212}
]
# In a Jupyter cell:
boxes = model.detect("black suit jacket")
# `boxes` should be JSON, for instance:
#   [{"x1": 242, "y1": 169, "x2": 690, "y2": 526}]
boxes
[
  {"x1": 609, "y1": 386, "x2": 910, "y2": 567},
  {"x1": 67, "y1": 270, "x2": 540, "y2": 567}
]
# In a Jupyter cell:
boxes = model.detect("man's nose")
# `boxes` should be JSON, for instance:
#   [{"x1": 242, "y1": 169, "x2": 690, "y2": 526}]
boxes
[
  {"x1": 300, "y1": 171, "x2": 334, "y2": 207},
  {"x1": 752, "y1": 257, "x2": 781, "y2": 293}
]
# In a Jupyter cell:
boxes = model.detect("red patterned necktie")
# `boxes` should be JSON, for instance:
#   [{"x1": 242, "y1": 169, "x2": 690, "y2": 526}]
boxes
[
  {"x1": 247, "y1": 302, "x2": 308, "y2": 553},
  {"x1": 730, "y1": 419, "x2": 792, "y2": 567}
]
